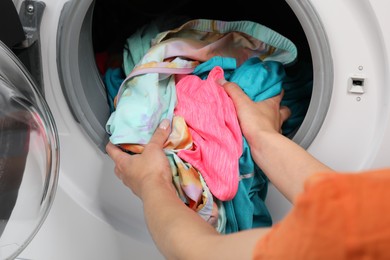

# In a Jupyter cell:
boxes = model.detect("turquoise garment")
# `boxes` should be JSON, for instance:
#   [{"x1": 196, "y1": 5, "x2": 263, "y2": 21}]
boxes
[
  {"x1": 230, "y1": 58, "x2": 285, "y2": 102},
  {"x1": 192, "y1": 56, "x2": 236, "y2": 79},
  {"x1": 223, "y1": 164, "x2": 272, "y2": 233},
  {"x1": 103, "y1": 67, "x2": 125, "y2": 113},
  {"x1": 194, "y1": 56, "x2": 285, "y2": 103},
  {"x1": 281, "y1": 60, "x2": 313, "y2": 135},
  {"x1": 227, "y1": 58, "x2": 284, "y2": 232},
  {"x1": 223, "y1": 138, "x2": 273, "y2": 233}
]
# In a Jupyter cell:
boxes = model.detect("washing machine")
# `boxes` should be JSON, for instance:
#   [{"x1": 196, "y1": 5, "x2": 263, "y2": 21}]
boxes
[{"x1": 0, "y1": 0, "x2": 389, "y2": 259}]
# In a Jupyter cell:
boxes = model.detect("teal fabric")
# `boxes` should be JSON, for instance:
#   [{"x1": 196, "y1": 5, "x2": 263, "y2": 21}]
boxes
[
  {"x1": 103, "y1": 67, "x2": 125, "y2": 113},
  {"x1": 193, "y1": 56, "x2": 285, "y2": 104},
  {"x1": 192, "y1": 56, "x2": 236, "y2": 79},
  {"x1": 223, "y1": 164, "x2": 272, "y2": 233},
  {"x1": 281, "y1": 61, "x2": 313, "y2": 135},
  {"x1": 230, "y1": 58, "x2": 285, "y2": 102}
]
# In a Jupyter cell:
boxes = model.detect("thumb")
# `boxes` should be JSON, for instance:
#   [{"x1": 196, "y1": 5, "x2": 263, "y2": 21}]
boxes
[
  {"x1": 280, "y1": 105, "x2": 292, "y2": 123},
  {"x1": 147, "y1": 119, "x2": 171, "y2": 148},
  {"x1": 217, "y1": 78, "x2": 253, "y2": 110}
]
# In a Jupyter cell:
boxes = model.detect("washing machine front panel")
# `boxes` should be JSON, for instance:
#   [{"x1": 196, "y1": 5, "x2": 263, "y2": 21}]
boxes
[
  {"x1": 306, "y1": 0, "x2": 390, "y2": 171},
  {"x1": 364, "y1": 0, "x2": 390, "y2": 168}
]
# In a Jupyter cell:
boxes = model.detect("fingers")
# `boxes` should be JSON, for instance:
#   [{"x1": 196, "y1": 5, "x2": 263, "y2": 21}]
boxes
[
  {"x1": 106, "y1": 141, "x2": 123, "y2": 161},
  {"x1": 276, "y1": 89, "x2": 285, "y2": 103},
  {"x1": 217, "y1": 78, "x2": 253, "y2": 110},
  {"x1": 218, "y1": 78, "x2": 286, "y2": 112},
  {"x1": 218, "y1": 78, "x2": 292, "y2": 134},
  {"x1": 280, "y1": 106, "x2": 291, "y2": 123},
  {"x1": 271, "y1": 90, "x2": 291, "y2": 123},
  {"x1": 147, "y1": 119, "x2": 171, "y2": 148},
  {"x1": 106, "y1": 142, "x2": 132, "y2": 180},
  {"x1": 106, "y1": 119, "x2": 171, "y2": 159}
]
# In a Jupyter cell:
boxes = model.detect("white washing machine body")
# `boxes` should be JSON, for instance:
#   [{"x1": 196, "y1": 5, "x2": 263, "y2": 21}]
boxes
[{"x1": 4, "y1": 0, "x2": 388, "y2": 259}]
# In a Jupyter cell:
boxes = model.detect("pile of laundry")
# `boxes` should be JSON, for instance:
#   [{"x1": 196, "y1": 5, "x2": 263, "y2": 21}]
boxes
[{"x1": 101, "y1": 17, "x2": 313, "y2": 234}]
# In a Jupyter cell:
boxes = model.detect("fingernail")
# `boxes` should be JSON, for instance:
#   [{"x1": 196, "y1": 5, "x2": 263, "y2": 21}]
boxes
[
  {"x1": 217, "y1": 78, "x2": 227, "y2": 86},
  {"x1": 159, "y1": 119, "x2": 170, "y2": 130}
]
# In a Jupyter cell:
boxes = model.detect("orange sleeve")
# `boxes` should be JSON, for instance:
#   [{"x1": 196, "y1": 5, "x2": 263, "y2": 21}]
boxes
[{"x1": 252, "y1": 168, "x2": 390, "y2": 260}]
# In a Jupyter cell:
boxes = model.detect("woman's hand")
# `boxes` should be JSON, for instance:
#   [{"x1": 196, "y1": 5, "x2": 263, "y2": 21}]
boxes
[
  {"x1": 218, "y1": 79, "x2": 291, "y2": 146},
  {"x1": 218, "y1": 78, "x2": 332, "y2": 201},
  {"x1": 105, "y1": 119, "x2": 173, "y2": 199}
]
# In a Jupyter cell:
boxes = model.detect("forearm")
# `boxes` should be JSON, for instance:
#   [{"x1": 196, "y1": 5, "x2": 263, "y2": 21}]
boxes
[
  {"x1": 141, "y1": 179, "x2": 270, "y2": 260},
  {"x1": 141, "y1": 178, "x2": 217, "y2": 259},
  {"x1": 249, "y1": 131, "x2": 333, "y2": 202}
]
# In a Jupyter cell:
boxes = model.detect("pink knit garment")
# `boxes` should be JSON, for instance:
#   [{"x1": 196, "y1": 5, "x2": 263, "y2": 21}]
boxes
[{"x1": 174, "y1": 66, "x2": 243, "y2": 201}]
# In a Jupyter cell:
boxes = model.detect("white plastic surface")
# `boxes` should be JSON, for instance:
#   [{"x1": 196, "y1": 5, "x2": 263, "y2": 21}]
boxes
[
  {"x1": 18, "y1": 186, "x2": 163, "y2": 260},
  {"x1": 306, "y1": 0, "x2": 390, "y2": 171}
]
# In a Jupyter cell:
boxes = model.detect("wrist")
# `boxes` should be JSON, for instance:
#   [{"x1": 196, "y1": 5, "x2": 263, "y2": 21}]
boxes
[
  {"x1": 246, "y1": 129, "x2": 281, "y2": 150},
  {"x1": 139, "y1": 175, "x2": 177, "y2": 202}
]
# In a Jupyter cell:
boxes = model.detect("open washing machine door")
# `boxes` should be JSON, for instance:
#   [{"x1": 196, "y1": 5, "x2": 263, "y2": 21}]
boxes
[{"x1": 0, "y1": 40, "x2": 59, "y2": 260}]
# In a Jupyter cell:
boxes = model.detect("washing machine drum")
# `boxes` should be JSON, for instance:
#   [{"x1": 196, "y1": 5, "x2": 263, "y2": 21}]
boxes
[{"x1": 0, "y1": 41, "x2": 59, "y2": 260}]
